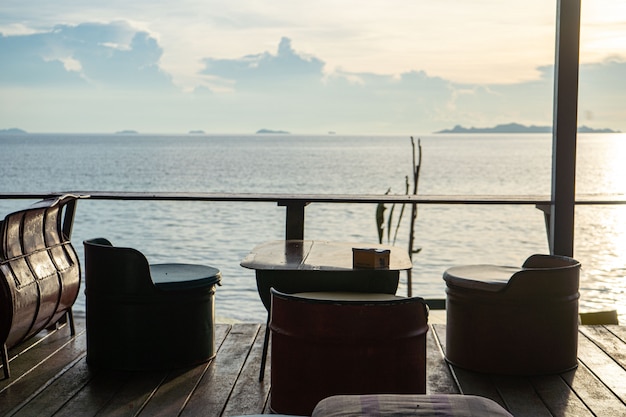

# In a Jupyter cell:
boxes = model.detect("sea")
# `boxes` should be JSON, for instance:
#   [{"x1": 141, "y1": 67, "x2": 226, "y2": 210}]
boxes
[{"x1": 1, "y1": 132, "x2": 625, "y2": 323}]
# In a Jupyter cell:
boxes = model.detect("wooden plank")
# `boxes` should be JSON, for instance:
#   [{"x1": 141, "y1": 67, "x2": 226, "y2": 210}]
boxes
[
  {"x1": 131, "y1": 368, "x2": 197, "y2": 417},
  {"x1": 222, "y1": 325, "x2": 271, "y2": 416},
  {"x1": 53, "y1": 325, "x2": 232, "y2": 417},
  {"x1": 138, "y1": 324, "x2": 232, "y2": 416},
  {"x1": 0, "y1": 329, "x2": 87, "y2": 415},
  {"x1": 426, "y1": 326, "x2": 460, "y2": 394},
  {"x1": 577, "y1": 330, "x2": 626, "y2": 403},
  {"x1": 52, "y1": 368, "x2": 134, "y2": 417},
  {"x1": 529, "y1": 373, "x2": 593, "y2": 417},
  {"x1": 579, "y1": 325, "x2": 626, "y2": 369},
  {"x1": 447, "y1": 366, "x2": 507, "y2": 410},
  {"x1": 606, "y1": 324, "x2": 626, "y2": 343},
  {"x1": 89, "y1": 370, "x2": 168, "y2": 416},
  {"x1": 180, "y1": 323, "x2": 261, "y2": 416},
  {"x1": 558, "y1": 365, "x2": 626, "y2": 416},
  {"x1": 9, "y1": 358, "x2": 94, "y2": 417},
  {"x1": 431, "y1": 325, "x2": 507, "y2": 409},
  {"x1": 491, "y1": 375, "x2": 553, "y2": 417},
  {"x1": 0, "y1": 322, "x2": 78, "y2": 393},
  {"x1": 87, "y1": 325, "x2": 232, "y2": 416}
]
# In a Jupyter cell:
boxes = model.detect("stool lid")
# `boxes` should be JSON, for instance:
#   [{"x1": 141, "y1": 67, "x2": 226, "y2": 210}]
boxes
[
  {"x1": 150, "y1": 263, "x2": 221, "y2": 290},
  {"x1": 294, "y1": 291, "x2": 405, "y2": 302},
  {"x1": 443, "y1": 265, "x2": 521, "y2": 292}
]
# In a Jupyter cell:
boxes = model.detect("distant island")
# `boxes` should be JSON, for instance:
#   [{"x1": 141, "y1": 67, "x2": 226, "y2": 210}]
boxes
[
  {"x1": 0, "y1": 128, "x2": 27, "y2": 134},
  {"x1": 437, "y1": 123, "x2": 620, "y2": 134},
  {"x1": 188, "y1": 130, "x2": 205, "y2": 134},
  {"x1": 115, "y1": 130, "x2": 138, "y2": 134},
  {"x1": 256, "y1": 129, "x2": 289, "y2": 134}
]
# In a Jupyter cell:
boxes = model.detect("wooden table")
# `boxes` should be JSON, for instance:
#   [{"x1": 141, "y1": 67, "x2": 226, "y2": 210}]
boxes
[
  {"x1": 240, "y1": 239, "x2": 413, "y2": 380},
  {"x1": 240, "y1": 239, "x2": 413, "y2": 311}
]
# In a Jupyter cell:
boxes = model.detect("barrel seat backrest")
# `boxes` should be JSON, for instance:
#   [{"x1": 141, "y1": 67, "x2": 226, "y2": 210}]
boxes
[
  {"x1": 83, "y1": 238, "x2": 160, "y2": 296},
  {"x1": 0, "y1": 196, "x2": 81, "y2": 350},
  {"x1": 503, "y1": 254, "x2": 580, "y2": 298}
]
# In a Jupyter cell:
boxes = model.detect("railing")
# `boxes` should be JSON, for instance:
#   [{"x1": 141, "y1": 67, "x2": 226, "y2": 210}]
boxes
[
  {"x1": 3, "y1": 191, "x2": 626, "y2": 239},
  {"x1": 3, "y1": 191, "x2": 626, "y2": 310}
]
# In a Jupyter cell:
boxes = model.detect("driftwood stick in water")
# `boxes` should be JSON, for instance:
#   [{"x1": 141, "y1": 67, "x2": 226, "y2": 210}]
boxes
[{"x1": 406, "y1": 137, "x2": 422, "y2": 297}]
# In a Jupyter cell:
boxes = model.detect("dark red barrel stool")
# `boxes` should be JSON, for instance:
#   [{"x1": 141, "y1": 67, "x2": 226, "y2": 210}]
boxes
[
  {"x1": 269, "y1": 290, "x2": 429, "y2": 416},
  {"x1": 443, "y1": 254, "x2": 580, "y2": 375}
]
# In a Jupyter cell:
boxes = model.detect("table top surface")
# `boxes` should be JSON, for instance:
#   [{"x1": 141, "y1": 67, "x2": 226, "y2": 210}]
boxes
[
  {"x1": 293, "y1": 291, "x2": 407, "y2": 301},
  {"x1": 150, "y1": 263, "x2": 221, "y2": 289},
  {"x1": 240, "y1": 240, "x2": 412, "y2": 271}
]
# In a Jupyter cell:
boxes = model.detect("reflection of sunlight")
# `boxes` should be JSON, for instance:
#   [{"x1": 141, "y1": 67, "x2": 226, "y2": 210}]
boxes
[
  {"x1": 576, "y1": 205, "x2": 626, "y2": 324},
  {"x1": 579, "y1": 134, "x2": 626, "y2": 196},
  {"x1": 603, "y1": 212, "x2": 626, "y2": 271},
  {"x1": 605, "y1": 135, "x2": 626, "y2": 194}
]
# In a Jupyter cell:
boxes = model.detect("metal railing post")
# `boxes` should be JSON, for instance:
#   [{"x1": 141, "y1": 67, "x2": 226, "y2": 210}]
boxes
[{"x1": 278, "y1": 200, "x2": 308, "y2": 240}]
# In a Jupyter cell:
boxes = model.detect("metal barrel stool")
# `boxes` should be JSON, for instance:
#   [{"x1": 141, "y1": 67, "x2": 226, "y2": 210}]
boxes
[
  {"x1": 269, "y1": 289, "x2": 429, "y2": 416},
  {"x1": 84, "y1": 238, "x2": 221, "y2": 370},
  {"x1": 443, "y1": 254, "x2": 580, "y2": 375}
]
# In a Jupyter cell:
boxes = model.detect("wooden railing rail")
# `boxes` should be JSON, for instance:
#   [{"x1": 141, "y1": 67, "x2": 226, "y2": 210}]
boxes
[
  {"x1": 2, "y1": 192, "x2": 626, "y2": 241},
  {"x1": 3, "y1": 191, "x2": 625, "y2": 309}
]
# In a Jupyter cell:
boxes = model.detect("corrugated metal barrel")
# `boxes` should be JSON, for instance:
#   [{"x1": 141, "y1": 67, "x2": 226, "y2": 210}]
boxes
[
  {"x1": 444, "y1": 254, "x2": 580, "y2": 375},
  {"x1": 269, "y1": 290, "x2": 429, "y2": 416},
  {"x1": 84, "y1": 238, "x2": 221, "y2": 370},
  {"x1": 1, "y1": 197, "x2": 80, "y2": 360}
]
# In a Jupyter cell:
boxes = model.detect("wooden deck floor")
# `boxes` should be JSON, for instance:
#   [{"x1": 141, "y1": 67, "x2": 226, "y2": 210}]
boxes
[{"x1": 1, "y1": 318, "x2": 625, "y2": 417}]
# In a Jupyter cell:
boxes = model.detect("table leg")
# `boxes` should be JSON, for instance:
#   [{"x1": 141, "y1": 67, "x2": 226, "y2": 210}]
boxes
[{"x1": 259, "y1": 313, "x2": 270, "y2": 382}]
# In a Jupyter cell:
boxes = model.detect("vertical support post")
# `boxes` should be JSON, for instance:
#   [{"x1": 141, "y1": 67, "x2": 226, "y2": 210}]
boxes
[
  {"x1": 278, "y1": 201, "x2": 308, "y2": 240},
  {"x1": 550, "y1": 0, "x2": 581, "y2": 256}
]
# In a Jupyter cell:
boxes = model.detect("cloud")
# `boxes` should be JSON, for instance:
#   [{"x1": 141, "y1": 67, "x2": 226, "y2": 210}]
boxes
[
  {"x1": 0, "y1": 21, "x2": 624, "y2": 134},
  {"x1": 0, "y1": 22, "x2": 173, "y2": 89},
  {"x1": 0, "y1": 31, "x2": 85, "y2": 86},
  {"x1": 200, "y1": 37, "x2": 325, "y2": 91}
]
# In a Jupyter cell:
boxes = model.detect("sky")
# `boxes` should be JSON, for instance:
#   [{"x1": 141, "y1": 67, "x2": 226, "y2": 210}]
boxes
[{"x1": 0, "y1": 0, "x2": 625, "y2": 134}]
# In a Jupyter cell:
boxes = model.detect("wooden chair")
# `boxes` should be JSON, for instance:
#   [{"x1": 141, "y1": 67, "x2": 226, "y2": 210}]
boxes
[
  {"x1": 83, "y1": 238, "x2": 222, "y2": 370},
  {"x1": 443, "y1": 254, "x2": 581, "y2": 375},
  {"x1": 1, "y1": 195, "x2": 82, "y2": 378},
  {"x1": 269, "y1": 289, "x2": 429, "y2": 416}
]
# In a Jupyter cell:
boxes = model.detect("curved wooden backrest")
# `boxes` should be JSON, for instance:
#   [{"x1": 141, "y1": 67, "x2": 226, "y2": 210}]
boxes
[
  {"x1": 0, "y1": 195, "x2": 81, "y2": 350},
  {"x1": 83, "y1": 238, "x2": 156, "y2": 295},
  {"x1": 505, "y1": 254, "x2": 580, "y2": 297}
]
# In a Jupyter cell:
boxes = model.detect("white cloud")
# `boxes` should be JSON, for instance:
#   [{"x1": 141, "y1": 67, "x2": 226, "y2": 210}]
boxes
[
  {"x1": 57, "y1": 56, "x2": 82, "y2": 72},
  {"x1": 0, "y1": 1, "x2": 624, "y2": 133},
  {"x1": 2, "y1": 0, "x2": 624, "y2": 88}
]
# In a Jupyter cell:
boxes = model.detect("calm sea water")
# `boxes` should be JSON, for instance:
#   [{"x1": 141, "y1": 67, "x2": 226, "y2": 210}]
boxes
[{"x1": 1, "y1": 133, "x2": 625, "y2": 323}]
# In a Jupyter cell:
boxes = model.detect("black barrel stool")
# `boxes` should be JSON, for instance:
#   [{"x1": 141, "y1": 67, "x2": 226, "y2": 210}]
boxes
[{"x1": 84, "y1": 238, "x2": 221, "y2": 370}]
